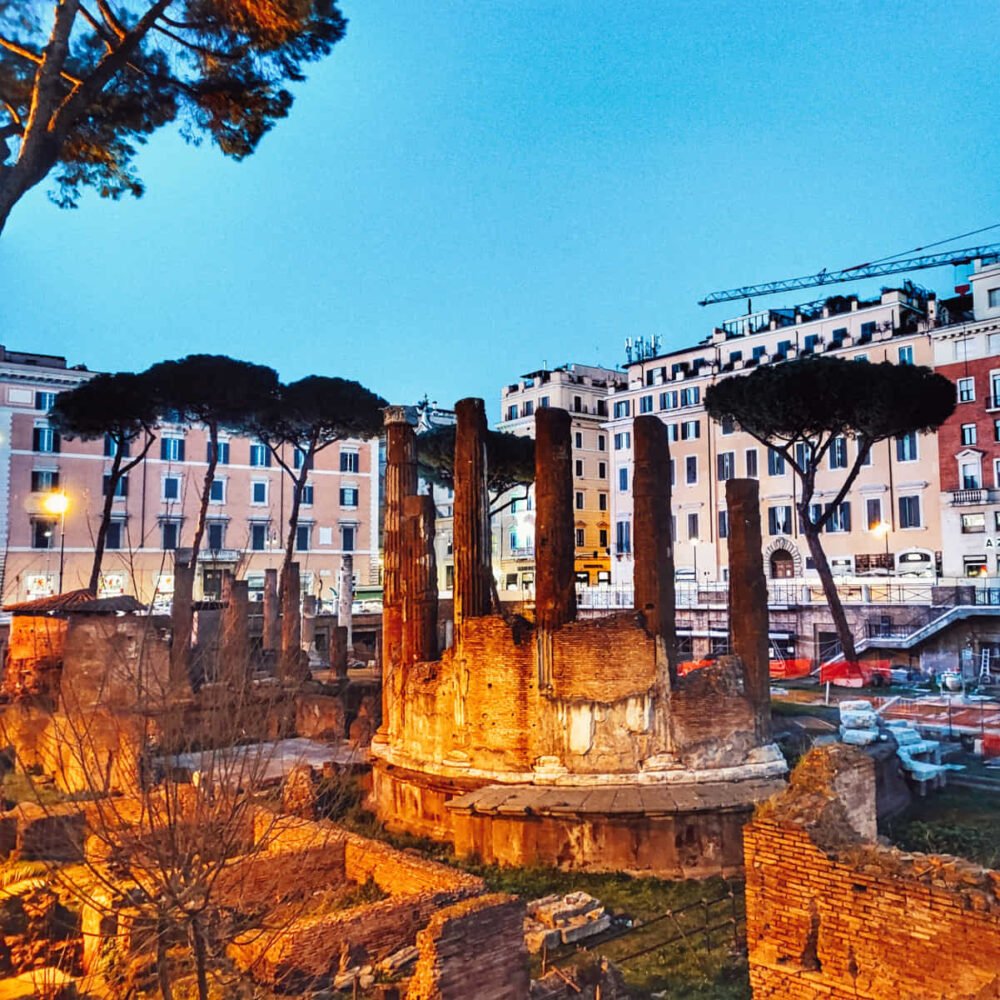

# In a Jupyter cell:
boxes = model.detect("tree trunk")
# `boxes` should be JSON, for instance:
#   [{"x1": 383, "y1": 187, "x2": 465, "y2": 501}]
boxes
[
  {"x1": 189, "y1": 422, "x2": 218, "y2": 567},
  {"x1": 279, "y1": 447, "x2": 312, "y2": 613},
  {"x1": 800, "y1": 516, "x2": 858, "y2": 664},
  {"x1": 0, "y1": 0, "x2": 80, "y2": 236},
  {"x1": 189, "y1": 916, "x2": 209, "y2": 1000},
  {"x1": 89, "y1": 446, "x2": 123, "y2": 593},
  {"x1": 156, "y1": 916, "x2": 174, "y2": 1000}
]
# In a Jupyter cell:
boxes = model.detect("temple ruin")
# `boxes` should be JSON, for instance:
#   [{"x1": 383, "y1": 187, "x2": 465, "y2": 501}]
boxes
[{"x1": 371, "y1": 401, "x2": 787, "y2": 876}]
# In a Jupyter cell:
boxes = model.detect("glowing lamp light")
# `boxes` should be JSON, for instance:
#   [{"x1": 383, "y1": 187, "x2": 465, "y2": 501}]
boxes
[
  {"x1": 43, "y1": 491, "x2": 68, "y2": 516},
  {"x1": 872, "y1": 521, "x2": 890, "y2": 539}
]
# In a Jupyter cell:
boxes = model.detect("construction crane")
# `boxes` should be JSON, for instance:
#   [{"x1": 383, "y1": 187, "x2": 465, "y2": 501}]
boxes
[{"x1": 698, "y1": 242, "x2": 1000, "y2": 307}]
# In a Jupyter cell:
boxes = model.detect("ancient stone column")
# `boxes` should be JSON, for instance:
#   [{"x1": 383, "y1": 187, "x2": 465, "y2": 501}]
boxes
[
  {"x1": 401, "y1": 493, "x2": 439, "y2": 665},
  {"x1": 534, "y1": 407, "x2": 576, "y2": 632},
  {"x1": 633, "y1": 415, "x2": 677, "y2": 682},
  {"x1": 453, "y1": 397, "x2": 492, "y2": 630},
  {"x1": 726, "y1": 478, "x2": 771, "y2": 742},
  {"x1": 338, "y1": 555, "x2": 354, "y2": 656},
  {"x1": 279, "y1": 561, "x2": 303, "y2": 681},
  {"x1": 262, "y1": 567, "x2": 279, "y2": 651},
  {"x1": 384, "y1": 407, "x2": 418, "y2": 672},
  {"x1": 302, "y1": 594, "x2": 317, "y2": 661},
  {"x1": 170, "y1": 553, "x2": 194, "y2": 683},
  {"x1": 330, "y1": 625, "x2": 349, "y2": 679},
  {"x1": 220, "y1": 574, "x2": 250, "y2": 684}
]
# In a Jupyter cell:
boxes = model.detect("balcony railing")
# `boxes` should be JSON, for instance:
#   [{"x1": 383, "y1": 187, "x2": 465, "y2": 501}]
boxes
[{"x1": 952, "y1": 488, "x2": 988, "y2": 505}]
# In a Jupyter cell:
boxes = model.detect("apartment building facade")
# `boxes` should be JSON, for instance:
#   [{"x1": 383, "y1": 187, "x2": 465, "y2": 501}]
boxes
[
  {"x1": 932, "y1": 261, "x2": 1000, "y2": 577},
  {"x1": 605, "y1": 284, "x2": 944, "y2": 590},
  {"x1": 497, "y1": 363, "x2": 626, "y2": 589},
  {"x1": 0, "y1": 347, "x2": 379, "y2": 606}
]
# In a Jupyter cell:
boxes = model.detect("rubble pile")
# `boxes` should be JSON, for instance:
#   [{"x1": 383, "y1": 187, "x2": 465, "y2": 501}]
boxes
[{"x1": 524, "y1": 893, "x2": 612, "y2": 952}]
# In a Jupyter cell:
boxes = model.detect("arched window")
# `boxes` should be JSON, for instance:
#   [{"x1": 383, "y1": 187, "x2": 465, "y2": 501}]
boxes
[{"x1": 770, "y1": 550, "x2": 795, "y2": 579}]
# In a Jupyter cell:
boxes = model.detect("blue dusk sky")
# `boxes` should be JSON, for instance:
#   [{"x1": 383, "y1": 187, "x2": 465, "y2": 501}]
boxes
[{"x1": 2, "y1": 1, "x2": 997, "y2": 422}]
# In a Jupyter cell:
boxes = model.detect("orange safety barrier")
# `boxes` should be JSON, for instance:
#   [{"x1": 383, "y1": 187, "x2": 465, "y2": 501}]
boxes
[
  {"x1": 769, "y1": 658, "x2": 813, "y2": 679},
  {"x1": 819, "y1": 659, "x2": 891, "y2": 686}
]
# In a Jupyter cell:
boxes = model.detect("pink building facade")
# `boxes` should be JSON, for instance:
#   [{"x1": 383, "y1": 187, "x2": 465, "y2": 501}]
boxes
[{"x1": 0, "y1": 347, "x2": 380, "y2": 606}]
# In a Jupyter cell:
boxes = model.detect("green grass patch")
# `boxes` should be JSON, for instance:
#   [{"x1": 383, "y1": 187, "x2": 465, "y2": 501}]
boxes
[
  {"x1": 884, "y1": 786, "x2": 1000, "y2": 868},
  {"x1": 471, "y1": 865, "x2": 749, "y2": 999}
]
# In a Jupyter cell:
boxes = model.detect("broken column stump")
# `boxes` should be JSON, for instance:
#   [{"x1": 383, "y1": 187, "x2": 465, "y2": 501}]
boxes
[
  {"x1": 220, "y1": 574, "x2": 250, "y2": 684},
  {"x1": 338, "y1": 556, "x2": 354, "y2": 657},
  {"x1": 402, "y1": 493, "x2": 439, "y2": 666},
  {"x1": 453, "y1": 398, "x2": 492, "y2": 630},
  {"x1": 726, "y1": 477, "x2": 771, "y2": 742},
  {"x1": 633, "y1": 414, "x2": 677, "y2": 682},
  {"x1": 330, "y1": 625, "x2": 349, "y2": 679},
  {"x1": 534, "y1": 408, "x2": 576, "y2": 633},
  {"x1": 280, "y1": 562, "x2": 306, "y2": 682},
  {"x1": 383, "y1": 407, "x2": 418, "y2": 671},
  {"x1": 302, "y1": 594, "x2": 318, "y2": 661},
  {"x1": 262, "y1": 567, "x2": 280, "y2": 652},
  {"x1": 170, "y1": 554, "x2": 194, "y2": 684}
]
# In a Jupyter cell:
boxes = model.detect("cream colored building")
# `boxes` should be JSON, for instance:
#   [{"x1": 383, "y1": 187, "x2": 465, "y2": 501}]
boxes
[
  {"x1": 497, "y1": 364, "x2": 626, "y2": 589},
  {"x1": 607, "y1": 284, "x2": 944, "y2": 590}
]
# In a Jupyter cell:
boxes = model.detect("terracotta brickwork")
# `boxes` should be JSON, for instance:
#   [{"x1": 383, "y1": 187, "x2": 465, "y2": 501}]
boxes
[
  {"x1": 229, "y1": 812, "x2": 484, "y2": 986},
  {"x1": 406, "y1": 893, "x2": 529, "y2": 1000},
  {"x1": 2, "y1": 616, "x2": 68, "y2": 700},
  {"x1": 746, "y1": 746, "x2": 1000, "y2": 999}
]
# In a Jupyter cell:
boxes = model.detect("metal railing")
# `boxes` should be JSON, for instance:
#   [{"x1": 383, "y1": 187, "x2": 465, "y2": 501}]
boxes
[{"x1": 546, "y1": 885, "x2": 745, "y2": 981}]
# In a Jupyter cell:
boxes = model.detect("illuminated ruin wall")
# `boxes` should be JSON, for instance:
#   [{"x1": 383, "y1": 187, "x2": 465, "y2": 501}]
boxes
[
  {"x1": 746, "y1": 745, "x2": 1000, "y2": 999},
  {"x1": 371, "y1": 401, "x2": 786, "y2": 873}
]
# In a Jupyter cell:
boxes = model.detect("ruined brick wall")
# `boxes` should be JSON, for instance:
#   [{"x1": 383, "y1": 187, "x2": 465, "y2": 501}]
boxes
[
  {"x1": 0, "y1": 704, "x2": 145, "y2": 795},
  {"x1": 406, "y1": 894, "x2": 530, "y2": 1000},
  {"x1": 455, "y1": 617, "x2": 535, "y2": 769},
  {"x1": 746, "y1": 746, "x2": 1000, "y2": 999},
  {"x1": 59, "y1": 616, "x2": 172, "y2": 711},
  {"x1": 228, "y1": 811, "x2": 485, "y2": 986},
  {"x1": 669, "y1": 657, "x2": 760, "y2": 769},
  {"x1": 549, "y1": 615, "x2": 655, "y2": 702},
  {"x1": 386, "y1": 603, "x2": 774, "y2": 778},
  {"x1": 342, "y1": 834, "x2": 482, "y2": 896},
  {"x1": 253, "y1": 811, "x2": 482, "y2": 898},
  {"x1": 392, "y1": 614, "x2": 662, "y2": 776},
  {"x1": 2, "y1": 615, "x2": 67, "y2": 700}
]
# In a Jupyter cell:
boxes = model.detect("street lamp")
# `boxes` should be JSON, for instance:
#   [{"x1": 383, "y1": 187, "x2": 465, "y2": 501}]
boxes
[
  {"x1": 872, "y1": 520, "x2": 892, "y2": 575},
  {"x1": 43, "y1": 490, "x2": 68, "y2": 593}
]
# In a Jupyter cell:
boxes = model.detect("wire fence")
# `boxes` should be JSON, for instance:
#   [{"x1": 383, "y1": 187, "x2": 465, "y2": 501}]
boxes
[{"x1": 545, "y1": 885, "x2": 746, "y2": 982}]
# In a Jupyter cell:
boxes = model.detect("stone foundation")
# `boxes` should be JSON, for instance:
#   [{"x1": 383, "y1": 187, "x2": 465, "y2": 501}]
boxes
[{"x1": 373, "y1": 760, "x2": 778, "y2": 876}]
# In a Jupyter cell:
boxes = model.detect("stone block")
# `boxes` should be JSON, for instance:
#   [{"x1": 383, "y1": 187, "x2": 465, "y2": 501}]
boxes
[
  {"x1": 295, "y1": 694, "x2": 345, "y2": 740},
  {"x1": 560, "y1": 913, "x2": 612, "y2": 944},
  {"x1": 524, "y1": 924, "x2": 562, "y2": 953},
  {"x1": 15, "y1": 803, "x2": 84, "y2": 862},
  {"x1": 529, "y1": 892, "x2": 601, "y2": 929}
]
